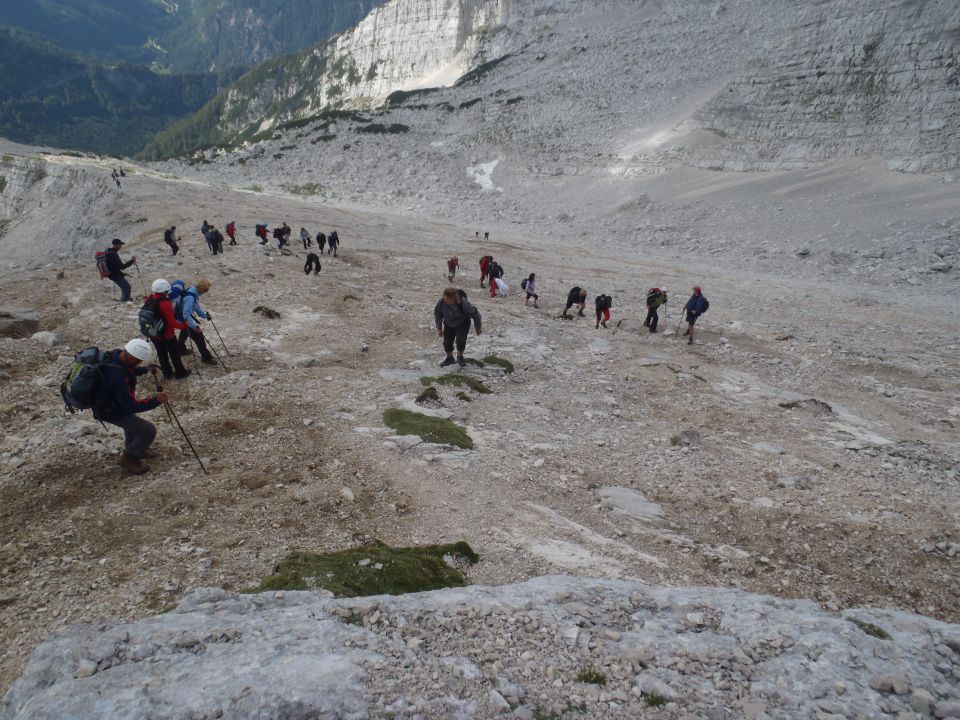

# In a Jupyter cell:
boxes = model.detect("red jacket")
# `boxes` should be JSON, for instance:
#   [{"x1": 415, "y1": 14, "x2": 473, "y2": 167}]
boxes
[
  {"x1": 479, "y1": 257, "x2": 491, "y2": 275},
  {"x1": 149, "y1": 293, "x2": 187, "y2": 339}
]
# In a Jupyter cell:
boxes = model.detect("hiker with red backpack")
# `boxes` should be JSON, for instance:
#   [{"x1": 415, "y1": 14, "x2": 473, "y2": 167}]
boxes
[
  {"x1": 141, "y1": 279, "x2": 190, "y2": 380},
  {"x1": 644, "y1": 287, "x2": 668, "y2": 333},
  {"x1": 487, "y1": 260, "x2": 504, "y2": 298},
  {"x1": 99, "y1": 238, "x2": 136, "y2": 302},
  {"x1": 92, "y1": 339, "x2": 168, "y2": 474},
  {"x1": 479, "y1": 255, "x2": 493, "y2": 287},
  {"x1": 447, "y1": 256, "x2": 459, "y2": 281},
  {"x1": 226, "y1": 221, "x2": 237, "y2": 245},
  {"x1": 256, "y1": 224, "x2": 269, "y2": 244},
  {"x1": 595, "y1": 293, "x2": 613, "y2": 329},
  {"x1": 434, "y1": 287, "x2": 482, "y2": 368}
]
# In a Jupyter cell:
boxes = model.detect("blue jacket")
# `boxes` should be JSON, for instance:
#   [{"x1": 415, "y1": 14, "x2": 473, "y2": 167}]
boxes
[
  {"x1": 94, "y1": 350, "x2": 160, "y2": 422},
  {"x1": 685, "y1": 294, "x2": 708, "y2": 315},
  {"x1": 178, "y1": 287, "x2": 207, "y2": 330}
]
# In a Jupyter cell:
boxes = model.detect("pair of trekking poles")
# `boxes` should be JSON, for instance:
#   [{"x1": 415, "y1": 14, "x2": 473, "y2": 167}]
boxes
[{"x1": 185, "y1": 315, "x2": 232, "y2": 374}]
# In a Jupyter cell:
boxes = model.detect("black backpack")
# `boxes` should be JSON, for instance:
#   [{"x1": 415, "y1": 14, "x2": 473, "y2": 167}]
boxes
[
  {"x1": 520, "y1": 278, "x2": 528, "y2": 290},
  {"x1": 60, "y1": 347, "x2": 117, "y2": 413},
  {"x1": 138, "y1": 296, "x2": 166, "y2": 338},
  {"x1": 701, "y1": 298, "x2": 709, "y2": 313}
]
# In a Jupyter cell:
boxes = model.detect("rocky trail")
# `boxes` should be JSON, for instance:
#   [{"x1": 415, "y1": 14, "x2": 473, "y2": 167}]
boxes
[{"x1": 1, "y1": 165, "x2": 958, "y2": 703}]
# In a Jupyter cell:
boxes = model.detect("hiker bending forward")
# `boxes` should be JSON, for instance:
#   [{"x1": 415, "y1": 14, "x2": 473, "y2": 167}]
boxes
[
  {"x1": 434, "y1": 287, "x2": 482, "y2": 368},
  {"x1": 94, "y1": 338, "x2": 168, "y2": 475}
]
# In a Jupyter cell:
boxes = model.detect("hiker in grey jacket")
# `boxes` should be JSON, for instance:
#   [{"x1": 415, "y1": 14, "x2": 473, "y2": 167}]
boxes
[{"x1": 434, "y1": 287, "x2": 482, "y2": 367}]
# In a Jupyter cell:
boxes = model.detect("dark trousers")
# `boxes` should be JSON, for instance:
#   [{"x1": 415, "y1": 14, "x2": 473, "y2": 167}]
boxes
[
  {"x1": 443, "y1": 324, "x2": 470, "y2": 354},
  {"x1": 644, "y1": 307, "x2": 659, "y2": 331},
  {"x1": 152, "y1": 336, "x2": 187, "y2": 377},
  {"x1": 327, "y1": 243, "x2": 337, "y2": 256},
  {"x1": 111, "y1": 276, "x2": 131, "y2": 301},
  {"x1": 228, "y1": 234, "x2": 236, "y2": 245},
  {"x1": 302, "y1": 236, "x2": 312, "y2": 248},
  {"x1": 106, "y1": 413, "x2": 156, "y2": 460},
  {"x1": 165, "y1": 239, "x2": 179, "y2": 256},
  {"x1": 304, "y1": 254, "x2": 321, "y2": 274},
  {"x1": 178, "y1": 327, "x2": 213, "y2": 361}
]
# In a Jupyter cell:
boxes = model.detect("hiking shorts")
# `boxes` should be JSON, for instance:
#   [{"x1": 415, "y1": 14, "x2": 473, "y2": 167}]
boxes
[
  {"x1": 686, "y1": 311, "x2": 699, "y2": 325},
  {"x1": 443, "y1": 324, "x2": 470, "y2": 353}
]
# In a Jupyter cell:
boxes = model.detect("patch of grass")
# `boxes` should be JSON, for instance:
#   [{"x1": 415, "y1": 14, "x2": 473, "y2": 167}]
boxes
[
  {"x1": 383, "y1": 408, "x2": 473, "y2": 449},
  {"x1": 415, "y1": 386, "x2": 440, "y2": 405},
  {"x1": 1, "y1": 154, "x2": 13, "y2": 163},
  {"x1": 420, "y1": 374, "x2": 492, "y2": 394},
  {"x1": 458, "y1": 97, "x2": 482, "y2": 110},
  {"x1": 576, "y1": 668, "x2": 606, "y2": 685},
  {"x1": 849, "y1": 618, "x2": 890, "y2": 640},
  {"x1": 244, "y1": 185, "x2": 263, "y2": 193},
  {"x1": 0, "y1": 218, "x2": 10, "y2": 239},
  {"x1": 456, "y1": 392, "x2": 472, "y2": 402},
  {"x1": 461, "y1": 357, "x2": 485, "y2": 368},
  {"x1": 311, "y1": 134, "x2": 337, "y2": 144},
  {"x1": 644, "y1": 693, "x2": 667, "y2": 708},
  {"x1": 283, "y1": 182, "x2": 323, "y2": 196},
  {"x1": 0, "y1": 175, "x2": 5, "y2": 193},
  {"x1": 247, "y1": 540, "x2": 478, "y2": 596},
  {"x1": 356, "y1": 123, "x2": 409, "y2": 135},
  {"x1": 482, "y1": 355, "x2": 514, "y2": 374}
]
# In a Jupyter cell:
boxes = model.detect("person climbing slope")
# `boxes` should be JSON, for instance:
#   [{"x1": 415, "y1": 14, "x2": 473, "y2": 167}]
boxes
[
  {"x1": 226, "y1": 221, "x2": 237, "y2": 246},
  {"x1": 142, "y1": 279, "x2": 190, "y2": 380},
  {"x1": 447, "y1": 256, "x2": 460, "y2": 281},
  {"x1": 644, "y1": 287, "x2": 668, "y2": 333},
  {"x1": 300, "y1": 227, "x2": 312, "y2": 249},
  {"x1": 304, "y1": 252, "x2": 322, "y2": 275},
  {"x1": 595, "y1": 293, "x2": 613, "y2": 329},
  {"x1": 521, "y1": 273, "x2": 539, "y2": 308},
  {"x1": 171, "y1": 278, "x2": 216, "y2": 365},
  {"x1": 103, "y1": 239, "x2": 136, "y2": 302},
  {"x1": 562, "y1": 286, "x2": 587, "y2": 318},
  {"x1": 479, "y1": 255, "x2": 493, "y2": 288},
  {"x1": 163, "y1": 226, "x2": 180, "y2": 256},
  {"x1": 434, "y1": 287, "x2": 482, "y2": 368},
  {"x1": 683, "y1": 286, "x2": 710, "y2": 345}
]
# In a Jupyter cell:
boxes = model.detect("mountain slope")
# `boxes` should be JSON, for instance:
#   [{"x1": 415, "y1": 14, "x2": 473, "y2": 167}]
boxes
[{"x1": 0, "y1": 29, "x2": 229, "y2": 156}]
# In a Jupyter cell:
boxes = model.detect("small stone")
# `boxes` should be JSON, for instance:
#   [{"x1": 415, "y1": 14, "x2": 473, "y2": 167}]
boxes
[
  {"x1": 934, "y1": 701, "x2": 960, "y2": 718},
  {"x1": 31, "y1": 330, "x2": 64, "y2": 347},
  {"x1": 358, "y1": 558, "x2": 371, "y2": 567},
  {"x1": 489, "y1": 689, "x2": 511, "y2": 714},
  {"x1": 303, "y1": 418, "x2": 314, "y2": 426},
  {"x1": 74, "y1": 659, "x2": 97, "y2": 678},
  {"x1": 870, "y1": 675, "x2": 910, "y2": 695},
  {"x1": 910, "y1": 689, "x2": 935, "y2": 715},
  {"x1": 339, "y1": 487, "x2": 355, "y2": 502}
]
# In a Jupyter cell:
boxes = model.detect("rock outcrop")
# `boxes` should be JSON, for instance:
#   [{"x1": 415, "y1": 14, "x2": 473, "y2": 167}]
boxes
[
  {"x1": 0, "y1": 308, "x2": 38, "y2": 338},
  {"x1": 4, "y1": 576, "x2": 959, "y2": 719},
  {"x1": 691, "y1": 0, "x2": 960, "y2": 172}
]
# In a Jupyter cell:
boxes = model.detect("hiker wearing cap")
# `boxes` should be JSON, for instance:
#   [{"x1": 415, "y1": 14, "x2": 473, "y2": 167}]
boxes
[
  {"x1": 94, "y1": 338, "x2": 168, "y2": 474},
  {"x1": 562, "y1": 287, "x2": 587, "y2": 318},
  {"x1": 175, "y1": 278, "x2": 216, "y2": 365},
  {"x1": 447, "y1": 256, "x2": 459, "y2": 282},
  {"x1": 104, "y1": 239, "x2": 137, "y2": 302},
  {"x1": 145, "y1": 279, "x2": 190, "y2": 379},
  {"x1": 683, "y1": 286, "x2": 710, "y2": 345},
  {"x1": 163, "y1": 226, "x2": 180, "y2": 256},
  {"x1": 434, "y1": 287, "x2": 482, "y2": 368},
  {"x1": 644, "y1": 287, "x2": 668, "y2": 333}
]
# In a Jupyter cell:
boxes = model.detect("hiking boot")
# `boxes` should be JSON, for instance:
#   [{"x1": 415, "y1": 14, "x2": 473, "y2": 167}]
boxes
[
  {"x1": 688, "y1": 336, "x2": 693, "y2": 345},
  {"x1": 201, "y1": 356, "x2": 218, "y2": 365},
  {"x1": 142, "y1": 448, "x2": 158, "y2": 459},
  {"x1": 649, "y1": 328, "x2": 657, "y2": 333},
  {"x1": 118, "y1": 452, "x2": 148, "y2": 474},
  {"x1": 457, "y1": 357, "x2": 466, "y2": 368},
  {"x1": 180, "y1": 346, "x2": 193, "y2": 355},
  {"x1": 174, "y1": 369, "x2": 192, "y2": 379},
  {"x1": 162, "y1": 370, "x2": 174, "y2": 380},
  {"x1": 440, "y1": 356, "x2": 456, "y2": 367},
  {"x1": 577, "y1": 310, "x2": 585, "y2": 317}
]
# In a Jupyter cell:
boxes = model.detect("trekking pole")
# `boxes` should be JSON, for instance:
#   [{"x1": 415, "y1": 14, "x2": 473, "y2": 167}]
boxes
[
  {"x1": 208, "y1": 340, "x2": 231, "y2": 373},
  {"x1": 151, "y1": 369, "x2": 208, "y2": 475},
  {"x1": 133, "y1": 262, "x2": 147, "y2": 297},
  {"x1": 187, "y1": 335, "x2": 201, "y2": 375},
  {"x1": 209, "y1": 318, "x2": 231, "y2": 356}
]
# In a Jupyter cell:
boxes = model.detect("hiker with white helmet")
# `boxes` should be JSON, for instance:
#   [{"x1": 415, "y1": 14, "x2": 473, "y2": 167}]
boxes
[
  {"x1": 141, "y1": 279, "x2": 190, "y2": 380},
  {"x1": 93, "y1": 339, "x2": 169, "y2": 474}
]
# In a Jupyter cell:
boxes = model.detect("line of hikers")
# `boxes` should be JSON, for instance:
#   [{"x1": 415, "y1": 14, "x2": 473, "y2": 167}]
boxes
[{"x1": 252, "y1": 222, "x2": 340, "y2": 256}]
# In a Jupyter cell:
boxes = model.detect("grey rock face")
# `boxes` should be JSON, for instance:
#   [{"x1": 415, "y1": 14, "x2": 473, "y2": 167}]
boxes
[{"x1": 0, "y1": 308, "x2": 39, "y2": 338}]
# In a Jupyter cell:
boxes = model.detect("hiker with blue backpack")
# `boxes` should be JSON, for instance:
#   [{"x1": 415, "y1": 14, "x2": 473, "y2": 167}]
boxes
[
  {"x1": 170, "y1": 278, "x2": 216, "y2": 365},
  {"x1": 85, "y1": 338, "x2": 168, "y2": 474},
  {"x1": 141, "y1": 279, "x2": 190, "y2": 379},
  {"x1": 683, "y1": 285, "x2": 710, "y2": 345}
]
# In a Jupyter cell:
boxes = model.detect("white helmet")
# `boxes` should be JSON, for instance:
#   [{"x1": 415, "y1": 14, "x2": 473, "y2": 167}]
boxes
[
  {"x1": 124, "y1": 338, "x2": 154, "y2": 362},
  {"x1": 151, "y1": 278, "x2": 171, "y2": 294},
  {"x1": 661, "y1": 286, "x2": 668, "y2": 294}
]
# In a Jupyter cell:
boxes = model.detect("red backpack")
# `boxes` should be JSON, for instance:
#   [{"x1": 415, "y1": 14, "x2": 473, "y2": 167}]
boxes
[{"x1": 95, "y1": 251, "x2": 110, "y2": 278}]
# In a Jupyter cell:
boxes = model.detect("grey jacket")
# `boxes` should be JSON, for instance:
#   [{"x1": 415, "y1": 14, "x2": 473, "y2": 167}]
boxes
[{"x1": 434, "y1": 294, "x2": 482, "y2": 332}]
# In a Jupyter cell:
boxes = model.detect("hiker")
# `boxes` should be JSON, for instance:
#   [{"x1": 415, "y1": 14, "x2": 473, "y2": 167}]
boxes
[
  {"x1": 479, "y1": 255, "x2": 493, "y2": 287},
  {"x1": 483, "y1": 231, "x2": 489, "y2": 241},
  {"x1": 226, "y1": 221, "x2": 237, "y2": 245},
  {"x1": 281, "y1": 223, "x2": 292, "y2": 247},
  {"x1": 163, "y1": 226, "x2": 180, "y2": 256},
  {"x1": 111, "y1": 169, "x2": 121, "y2": 189},
  {"x1": 487, "y1": 260, "x2": 504, "y2": 298},
  {"x1": 119, "y1": 167, "x2": 125, "y2": 177},
  {"x1": 209, "y1": 227, "x2": 224, "y2": 255},
  {"x1": 93, "y1": 338, "x2": 168, "y2": 474},
  {"x1": 595, "y1": 293, "x2": 613, "y2": 329},
  {"x1": 256, "y1": 224, "x2": 269, "y2": 245},
  {"x1": 644, "y1": 287, "x2": 668, "y2": 333},
  {"x1": 144, "y1": 279, "x2": 190, "y2": 380},
  {"x1": 475, "y1": 231, "x2": 480, "y2": 241},
  {"x1": 447, "y1": 256, "x2": 460, "y2": 281},
  {"x1": 493, "y1": 276, "x2": 509, "y2": 297},
  {"x1": 683, "y1": 286, "x2": 709, "y2": 345},
  {"x1": 172, "y1": 279, "x2": 216, "y2": 365},
  {"x1": 304, "y1": 252, "x2": 322, "y2": 275},
  {"x1": 522, "y1": 273, "x2": 539, "y2": 307},
  {"x1": 300, "y1": 227, "x2": 312, "y2": 249},
  {"x1": 104, "y1": 239, "x2": 136, "y2": 302},
  {"x1": 114, "y1": 175, "x2": 121, "y2": 190},
  {"x1": 562, "y1": 287, "x2": 587, "y2": 318},
  {"x1": 434, "y1": 287, "x2": 482, "y2": 368},
  {"x1": 328, "y1": 230, "x2": 340, "y2": 256},
  {"x1": 316, "y1": 231, "x2": 327, "y2": 253}
]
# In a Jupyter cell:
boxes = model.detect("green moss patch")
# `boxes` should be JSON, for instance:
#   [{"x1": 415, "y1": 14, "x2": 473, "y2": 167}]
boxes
[
  {"x1": 248, "y1": 540, "x2": 479, "y2": 596},
  {"x1": 482, "y1": 355, "x2": 514, "y2": 374},
  {"x1": 420, "y1": 373, "x2": 492, "y2": 394},
  {"x1": 415, "y1": 386, "x2": 440, "y2": 405},
  {"x1": 576, "y1": 668, "x2": 606, "y2": 686},
  {"x1": 383, "y1": 408, "x2": 473, "y2": 449},
  {"x1": 456, "y1": 392, "x2": 472, "y2": 402},
  {"x1": 849, "y1": 618, "x2": 891, "y2": 640}
]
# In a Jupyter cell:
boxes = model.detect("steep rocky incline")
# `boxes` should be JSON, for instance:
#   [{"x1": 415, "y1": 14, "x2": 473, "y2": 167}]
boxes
[{"x1": 4, "y1": 577, "x2": 960, "y2": 720}]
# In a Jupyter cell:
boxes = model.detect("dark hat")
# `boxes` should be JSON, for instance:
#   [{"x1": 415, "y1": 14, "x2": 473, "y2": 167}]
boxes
[{"x1": 112, "y1": 238, "x2": 124, "y2": 246}]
